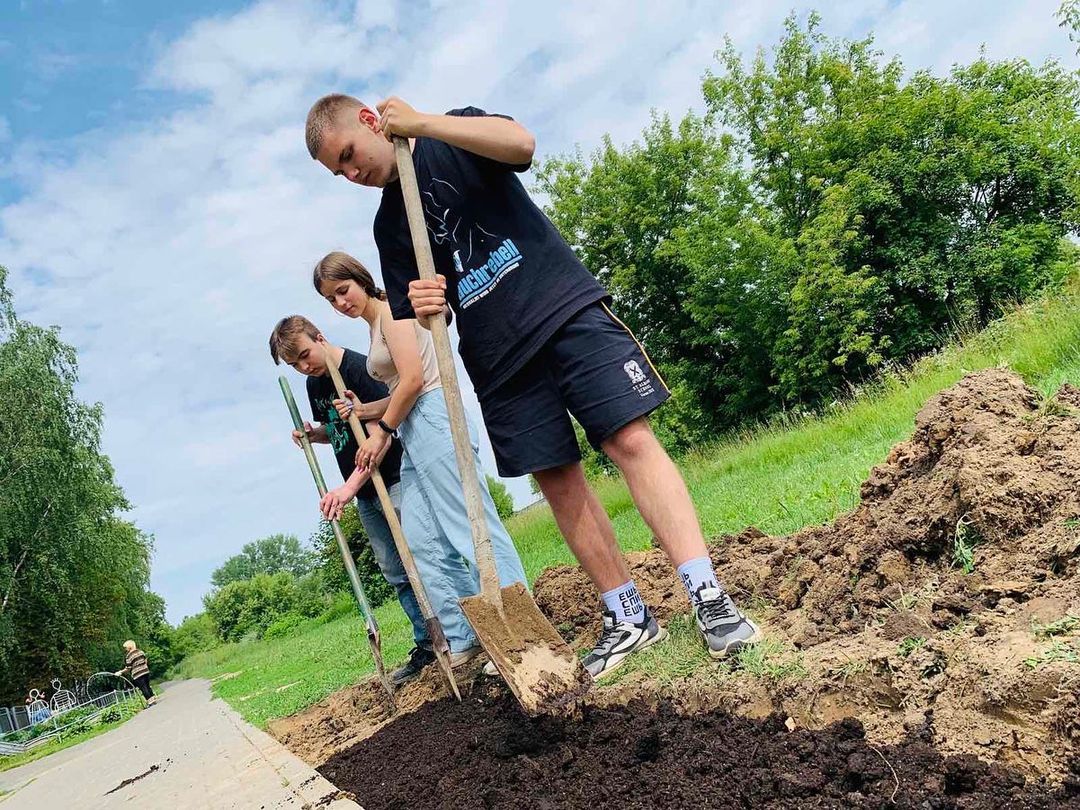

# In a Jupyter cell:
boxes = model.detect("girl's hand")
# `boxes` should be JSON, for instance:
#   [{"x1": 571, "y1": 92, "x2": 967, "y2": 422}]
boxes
[
  {"x1": 354, "y1": 430, "x2": 391, "y2": 470},
  {"x1": 319, "y1": 486, "x2": 354, "y2": 521},
  {"x1": 333, "y1": 390, "x2": 357, "y2": 421}
]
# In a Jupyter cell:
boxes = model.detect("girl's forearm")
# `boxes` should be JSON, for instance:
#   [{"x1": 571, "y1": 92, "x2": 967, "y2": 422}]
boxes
[{"x1": 358, "y1": 397, "x2": 391, "y2": 421}]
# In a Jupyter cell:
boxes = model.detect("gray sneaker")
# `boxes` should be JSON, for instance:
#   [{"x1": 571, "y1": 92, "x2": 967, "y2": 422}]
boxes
[
  {"x1": 582, "y1": 608, "x2": 668, "y2": 679},
  {"x1": 693, "y1": 586, "x2": 763, "y2": 658}
]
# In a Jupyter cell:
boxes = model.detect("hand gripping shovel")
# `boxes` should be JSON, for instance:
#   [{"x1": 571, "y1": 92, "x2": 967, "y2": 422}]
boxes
[
  {"x1": 279, "y1": 376, "x2": 396, "y2": 707},
  {"x1": 392, "y1": 135, "x2": 590, "y2": 716},
  {"x1": 320, "y1": 346, "x2": 461, "y2": 701}
]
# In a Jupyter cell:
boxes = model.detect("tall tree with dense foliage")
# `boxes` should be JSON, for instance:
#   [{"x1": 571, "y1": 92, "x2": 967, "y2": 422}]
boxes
[
  {"x1": 0, "y1": 266, "x2": 162, "y2": 700},
  {"x1": 537, "y1": 13, "x2": 1080, "y2": 449},
  {"x1": 210, "y1": 534, "x2": 313, "y2": 589}
]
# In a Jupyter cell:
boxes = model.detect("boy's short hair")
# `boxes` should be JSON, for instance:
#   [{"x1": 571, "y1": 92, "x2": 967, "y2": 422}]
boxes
[
  {"x1": 305, "y1": 94, "x2": 366, "y2": 159},
  {"x1": 269, "y1": 315, "x2": 321, "y2": 365}
]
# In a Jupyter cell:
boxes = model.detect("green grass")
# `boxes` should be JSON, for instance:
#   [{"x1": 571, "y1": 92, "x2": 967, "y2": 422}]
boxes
[
  {"x1": 178, "y1": 275, "x2": 1080, "y2": 727},
  {"x1": 1033, "y1": 614, "x2": 1080, "y2": 639},
  {"x1": 1024, "y1": 641, "x2": 1080, "y2": 669},
  {"x1": 897, "y1": 637, "x2": 928, "y2": 658}
]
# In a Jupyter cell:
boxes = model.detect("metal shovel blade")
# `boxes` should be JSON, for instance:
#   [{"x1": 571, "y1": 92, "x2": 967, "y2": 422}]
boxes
[{"x1": 461, "y1": 583, "x2": 591, "y2": 717}]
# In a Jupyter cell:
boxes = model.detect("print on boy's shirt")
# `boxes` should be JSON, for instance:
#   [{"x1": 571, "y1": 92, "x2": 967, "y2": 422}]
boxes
[
  {"x1": 422, "y1": 178, "x2": 502, "y2": 264},
  {"x1": 315, "y1": 396, "x2": 349, "y2": 453},
  {"x1": 454, "y1": 241, "x2": 523, "y2": 310},
  {"x1": 419, "y1": 175, "x2": 524, "y2": 311}
]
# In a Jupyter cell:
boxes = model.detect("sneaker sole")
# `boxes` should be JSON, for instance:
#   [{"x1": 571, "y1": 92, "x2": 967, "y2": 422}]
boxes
[
  {"x1": 706, "y1": 620, "x2": 764, "y2": 660},
  {"x1": 592, "y1": 626, "x2": 670, "y2": 681}
]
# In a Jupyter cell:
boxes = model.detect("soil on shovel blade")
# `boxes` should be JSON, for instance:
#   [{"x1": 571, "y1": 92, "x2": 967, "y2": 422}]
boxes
[{"x1": 318, "y1": 691, "x2": 1078, "y2": 809}]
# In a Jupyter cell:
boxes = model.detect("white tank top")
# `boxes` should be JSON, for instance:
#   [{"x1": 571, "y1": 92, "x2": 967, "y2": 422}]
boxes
[{"x1": 367, "y1": 306, "x2": 441, "y2": 395}]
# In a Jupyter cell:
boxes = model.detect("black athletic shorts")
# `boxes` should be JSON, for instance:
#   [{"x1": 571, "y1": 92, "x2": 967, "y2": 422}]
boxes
[{"x1": 479, "y1": 302, "x2": 670, "y2": 477}]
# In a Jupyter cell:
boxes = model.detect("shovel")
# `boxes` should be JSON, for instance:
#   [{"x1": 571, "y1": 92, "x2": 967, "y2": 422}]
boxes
[
  {"x1": 321, "y1": 345, "x2": 461, "y2": 701},
  {"x1": 279, "y1": 376, "x2": 396, "y2": 706},
  {"x1": 391, "y1": 135, "x2": 590, "y2": 716}
]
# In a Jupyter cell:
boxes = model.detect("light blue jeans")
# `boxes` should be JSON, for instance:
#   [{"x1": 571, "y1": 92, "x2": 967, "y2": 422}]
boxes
[
  {"x1": 354, "y1": 482, "x2": 429, "y2": 649},
  {"x1": 398, "y1": 389, "x2": 528, "y2": 652}
]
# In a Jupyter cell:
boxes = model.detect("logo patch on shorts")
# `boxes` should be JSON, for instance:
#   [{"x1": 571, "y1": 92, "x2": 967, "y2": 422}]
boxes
[{"x1": 623, "y1": 360, "x2": 655, "y2": 397}]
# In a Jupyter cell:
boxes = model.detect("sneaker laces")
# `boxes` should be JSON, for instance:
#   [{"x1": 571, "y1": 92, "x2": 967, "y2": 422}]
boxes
[
  {"x1": 589, "y1": 613, "x2": 627, "y2": 657},
  {"x1": 698, "y1": 593, "x2": 737, "y2": 625}
]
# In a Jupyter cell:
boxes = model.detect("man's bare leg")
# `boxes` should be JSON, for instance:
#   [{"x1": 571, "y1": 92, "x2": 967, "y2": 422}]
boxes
[
  {"x1": 600, "y1": 417, "x2": 706, "y2": 568},
  {"x1": 533, "y1": 461, "x2": 631, "y2": 593}
]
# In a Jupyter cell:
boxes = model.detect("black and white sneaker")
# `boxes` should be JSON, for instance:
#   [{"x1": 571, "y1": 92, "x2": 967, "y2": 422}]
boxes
[
  {"x1": 582, "y1": 608, "x2": 668, "y2": 679},
  {"x1": 693, "y1": 586, "x2": 763, "y2": 658},
  {"x1": 391, "y1": 645, "x2": 435, "y2": 686}
]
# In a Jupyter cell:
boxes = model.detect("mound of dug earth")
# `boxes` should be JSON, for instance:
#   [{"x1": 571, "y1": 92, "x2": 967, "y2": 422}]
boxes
[
  {"x1": 535, "y1": 369, "x2": 1080, "y2": 779},
  {"x1": 319, "y1": 692, "x2": 1078, "y2": 809}
]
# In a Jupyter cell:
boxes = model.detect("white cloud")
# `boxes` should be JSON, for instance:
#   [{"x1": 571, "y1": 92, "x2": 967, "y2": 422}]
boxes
[{"x1": 1, "y1": 0, "x2": 1076, "y2": 621}]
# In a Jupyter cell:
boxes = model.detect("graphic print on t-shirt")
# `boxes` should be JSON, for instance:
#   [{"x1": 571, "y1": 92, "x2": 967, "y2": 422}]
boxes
[
  {"x1": 420, "y1": 175, "x2": 524, "y2": 311},
  {"x1": 316, "y1": 396, "x2": 350, "y2": 453}
]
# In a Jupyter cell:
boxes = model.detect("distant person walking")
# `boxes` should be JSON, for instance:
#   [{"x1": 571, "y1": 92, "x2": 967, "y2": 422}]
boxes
[{"x1": 115, "y1": 640, "x2": 156, "y2": 705}]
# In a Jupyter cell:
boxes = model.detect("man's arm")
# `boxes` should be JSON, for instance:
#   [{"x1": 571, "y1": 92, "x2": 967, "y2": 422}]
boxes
[{"x1": 377, "y1": 97, "x2": 535, "y2": 166}]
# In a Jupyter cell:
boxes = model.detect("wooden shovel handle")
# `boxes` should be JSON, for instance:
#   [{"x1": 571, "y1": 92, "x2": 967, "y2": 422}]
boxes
[{"x1": 393, "y1": 136, "x2": 502, "y2": 606}]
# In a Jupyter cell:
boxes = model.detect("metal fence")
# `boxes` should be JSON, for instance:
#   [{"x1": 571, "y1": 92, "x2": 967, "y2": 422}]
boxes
[{"x1": 0, "y1": 689, "x2": 140, "y2": 756}]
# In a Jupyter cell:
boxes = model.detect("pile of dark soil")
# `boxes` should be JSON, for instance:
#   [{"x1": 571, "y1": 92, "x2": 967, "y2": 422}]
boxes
[
  {"x1": 535, "y1": 369, "x2": 1080, "y2": 778},
  {"x1": 319, "y1": 692, "x2": 1079, "y2": 809},
  {"x1": 275, "y1": 370, "x2": 1080, "y2": 807}
]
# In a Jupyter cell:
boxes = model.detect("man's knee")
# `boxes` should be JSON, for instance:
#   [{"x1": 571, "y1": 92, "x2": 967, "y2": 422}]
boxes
[
  {"x1": 601, "y1": 418, "x2": 660, "y2": 464},
  {"x1": 533, "y1": 462, "x2": 586, "y2": 499}
]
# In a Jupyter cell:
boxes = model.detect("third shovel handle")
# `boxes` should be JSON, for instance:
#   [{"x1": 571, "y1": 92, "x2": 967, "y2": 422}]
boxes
[
  {"x1": 321, "y1": 348, "x2": 441, "y2": 625},
  {"x1": 393, "y1": 135, "x2": 501, "y2": 606}
]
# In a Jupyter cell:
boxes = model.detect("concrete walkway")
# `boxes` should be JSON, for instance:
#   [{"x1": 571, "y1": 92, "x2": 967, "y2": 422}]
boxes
[{"x1": 0, "y1": 679, "x2": 360, "y2": 809}]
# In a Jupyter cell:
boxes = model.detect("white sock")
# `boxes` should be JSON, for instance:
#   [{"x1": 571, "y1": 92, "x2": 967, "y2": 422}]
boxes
[
  {"x1": 677, "y1": 556, "x2": 720, "y2": 603},
  {"x1": 601, "y1": 581, "x2": 646, "y2": 624}
]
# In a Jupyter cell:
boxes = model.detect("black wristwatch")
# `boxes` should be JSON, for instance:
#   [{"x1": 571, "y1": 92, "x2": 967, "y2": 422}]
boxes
[{"x1": 377, "y1": 419, "x2": 397, "y2": 438}]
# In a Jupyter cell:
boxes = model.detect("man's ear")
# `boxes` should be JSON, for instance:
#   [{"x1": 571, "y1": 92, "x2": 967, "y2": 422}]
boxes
[
  {"x1": 358, "y1": 106, "x2": 379, "y2": 131},
  {"x1": 315, "y1": 333, "x2": 327, "y2": 345}
]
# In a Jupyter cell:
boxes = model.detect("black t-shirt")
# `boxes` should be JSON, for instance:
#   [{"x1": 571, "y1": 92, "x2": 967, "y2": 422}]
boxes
[
  {"x1": 306, "y1": 349, "x2": 402, "y2": 500},
  {"x1": 374, "y1": 106, "x2": 608, "y2": 397}
]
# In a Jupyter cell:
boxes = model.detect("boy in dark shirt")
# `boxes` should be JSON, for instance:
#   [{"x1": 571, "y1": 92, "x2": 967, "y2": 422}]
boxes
[
  {"x1": 303, "y1": 95, "x2": 762, "y2": 679},
  {"x1": 270, "y1": 315, "x2": 433, "y2": 685}
]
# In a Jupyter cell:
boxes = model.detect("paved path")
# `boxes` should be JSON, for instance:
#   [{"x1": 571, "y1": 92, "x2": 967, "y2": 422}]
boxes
[{"x1": 0, "y1": 680, "x2": 360, "y2": 809}]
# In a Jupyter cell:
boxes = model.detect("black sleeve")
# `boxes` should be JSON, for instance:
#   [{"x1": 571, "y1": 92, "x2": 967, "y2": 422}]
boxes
[
  {"x1": 445, "y1": 106, "x2": 533, "y2": 174},
  {"x1": 342, "y1": 358, "x2": 390, "y2": 405}
]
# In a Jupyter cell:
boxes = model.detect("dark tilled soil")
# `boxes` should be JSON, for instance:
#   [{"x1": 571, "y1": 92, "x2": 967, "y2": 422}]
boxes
[{"x1": 318, "y1": 693, "x2": 1080, "y2": 810}]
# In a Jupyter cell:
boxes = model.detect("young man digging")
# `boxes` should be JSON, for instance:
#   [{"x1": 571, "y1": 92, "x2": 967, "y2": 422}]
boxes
[
  {"x1": 304, "y1": 95, "x2": 762, "y2": 678},
  {"x1": 270, "y1": 315, "x2": 433, "y2": 685}
]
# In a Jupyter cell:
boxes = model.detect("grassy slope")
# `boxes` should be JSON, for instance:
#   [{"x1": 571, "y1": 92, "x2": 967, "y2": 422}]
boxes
[{"x1": 176, "y1": 277, "x2": 1080, "y2": 728}]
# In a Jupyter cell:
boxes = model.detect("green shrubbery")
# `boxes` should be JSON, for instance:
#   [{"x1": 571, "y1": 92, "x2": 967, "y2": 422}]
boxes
[{"x1": 538, "y1": 13, "x2": 1080, "y2": 451}]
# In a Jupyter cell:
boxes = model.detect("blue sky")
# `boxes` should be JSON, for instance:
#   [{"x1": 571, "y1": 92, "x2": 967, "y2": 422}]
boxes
[{"x1": 2, "y1": 0, "x2": 1077, "y2": 623}]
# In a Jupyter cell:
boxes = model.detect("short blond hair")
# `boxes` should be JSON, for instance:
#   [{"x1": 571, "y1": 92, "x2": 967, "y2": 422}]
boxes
[
  {"x1": 305, "y1": 94, "x2": 366, "y2": 159},
  {"x1": 269, "y1": 315, "x2": 321, "y2": 365},
  {"x1": 123, "y1": 640, "x2": 136, "y2": 652}
]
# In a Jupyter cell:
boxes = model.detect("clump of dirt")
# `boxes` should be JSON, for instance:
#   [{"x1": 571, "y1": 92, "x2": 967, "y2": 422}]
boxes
[
  {"x1": 534, "y1": 370, "x2": 1080, "y2": 778},
  {"x1": 319, "y1": 692, "x2": 1079, "y2": 809},
  {"x1": 268, "y1": 663, "x2": 464, "y2": 766}
]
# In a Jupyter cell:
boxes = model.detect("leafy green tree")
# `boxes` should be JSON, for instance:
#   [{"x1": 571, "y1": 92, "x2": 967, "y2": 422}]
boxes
[
  {"x1": 309, "y1": 504, "x2": 394, "y2": 608},
  {"x1": 539, "y1": 13, "x2": 1080, "y2": 449},
  {"x1": 203, "y1": 571, "x2": 322, "y2": 642},
  {"x1": 171, "y1": 612, "x2": 218, "y2": 660},
  {"x1": 0, "y1": 266, "x2": 160, "y2": 701},
  {"x1": 485, "y1": 476, "x2": 515, "y2": 520},
  {"x1": 210, "y1": 534, "x2": 313, "y2": 589}
]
